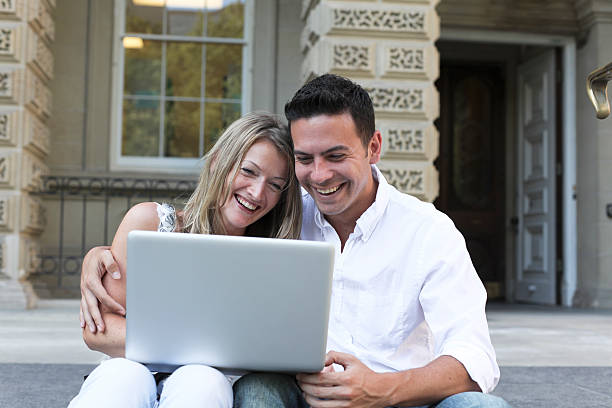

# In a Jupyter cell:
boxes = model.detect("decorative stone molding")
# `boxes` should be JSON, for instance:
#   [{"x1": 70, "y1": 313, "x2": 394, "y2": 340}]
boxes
[
  {"x1": 23, "y1": 110, "x2": 49, "y2": 157},
  {"x1": 301, "y1": 0, "x2": 320, "y2": 21},
  {"x1": 28, "y1": 0, "x2": 54, "y2": 44},
  {"x1": 332, "y1": 42, "x2": 374, "y2": 74},
  {"x1": 21, "y1": 150, "x2": 49, "y2": 192},
  {"x1": 0, "y1": 150, "x2": 17, "y2": 188},
  {"x1": 26, "y1": 27, "x2": 53, "y2": 81},
  {"x1": 381, "y1": 43, "x2": 438, "y2": 80},
  {"x1": 330, "y1": 5, "x2": 431, "y2": 39},
  {"x1": 20, "y1": 194, "x2": 46, "y2": 235},
  {"x1": 0, "y1": 110, "x2": 19, "y2": 147},
  {"x1": 380, "y1": 122, "x2": 437, "y2": 160},
  {"x1": 19, "y1": 236, "x2": 41, "y2": 275},
  {"x1": 0, "y1": 194, "x2": 15, "y2": 231},
  {"x1": 24, "y1": 68, "x2": 52, "y2": 120},
  {"x1": 0, "y1": 0, "x2": 26, "y2": 21},
  {"x1": 378, "y1": 161, "x2": 438, "y2": 201},
  {"x1": 365, "y1": 84, "x2": 438, "y2": 120},
  {"x1": 0, "y1": 25, "x2": 23, "y2": 63},
  {"x1": 0, "y1": 68, "x2": 23, "y2": 105}
]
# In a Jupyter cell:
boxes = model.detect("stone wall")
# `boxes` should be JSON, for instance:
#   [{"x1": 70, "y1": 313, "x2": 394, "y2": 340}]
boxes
[
  {"x1": 0, "y1": 0, "x2": 54, "y2": 309},
  {"x1": 301, "y1": 0, "x2": 440, "y2": 201}
]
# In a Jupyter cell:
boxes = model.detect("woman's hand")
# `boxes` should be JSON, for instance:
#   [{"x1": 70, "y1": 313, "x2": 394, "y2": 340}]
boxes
[{"x1": 80, "y1": 246, "x2": 125, "y2": 333}]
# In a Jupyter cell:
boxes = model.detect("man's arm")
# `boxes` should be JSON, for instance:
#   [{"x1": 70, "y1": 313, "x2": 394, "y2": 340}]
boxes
[
  {"x1": 80, "y1": 246, "x2": 125, "y2": 333},
  {"x1": 297, "y1": 351, "x2": 479, "y2": 408}
]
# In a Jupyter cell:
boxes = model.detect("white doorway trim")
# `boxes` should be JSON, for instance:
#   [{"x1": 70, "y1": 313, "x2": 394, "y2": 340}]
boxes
[{"x1": 439, "y1": 28, "x2": 577, "y2": 307}]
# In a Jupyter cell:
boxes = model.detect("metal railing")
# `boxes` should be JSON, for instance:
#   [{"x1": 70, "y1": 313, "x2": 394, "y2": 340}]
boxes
[{"x1": 31, "y1": 175, "x2": 196, "y2": 297}]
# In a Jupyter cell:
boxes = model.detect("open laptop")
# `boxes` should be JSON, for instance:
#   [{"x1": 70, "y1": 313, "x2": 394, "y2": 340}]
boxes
[{"x1": 125, "y1": 230, "x2": 334, "y2": 374}]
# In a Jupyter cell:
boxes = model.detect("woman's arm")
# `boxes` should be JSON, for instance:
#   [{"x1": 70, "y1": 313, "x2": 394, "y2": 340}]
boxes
[{"x1": 82, "y1": 202, "x2": 161, "y2": 356}]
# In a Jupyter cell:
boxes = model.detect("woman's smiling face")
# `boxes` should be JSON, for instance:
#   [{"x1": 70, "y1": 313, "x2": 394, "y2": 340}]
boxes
[{"x1": 219, "y1": 138, "x2": 289, "y2": 236}]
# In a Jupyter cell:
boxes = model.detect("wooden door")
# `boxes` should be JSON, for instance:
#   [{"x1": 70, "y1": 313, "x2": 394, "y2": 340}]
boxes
[
  {"x1": 436, "y1": 63, "x2": 506, "y2": 298},
  {"x1": 515, "y1": 50, "x2": 557, "y2": 305}
]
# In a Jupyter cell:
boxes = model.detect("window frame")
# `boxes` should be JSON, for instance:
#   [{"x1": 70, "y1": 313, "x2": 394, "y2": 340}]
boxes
[{"x1": 109, "y1": 0, "x2": 254, "y2": 174}]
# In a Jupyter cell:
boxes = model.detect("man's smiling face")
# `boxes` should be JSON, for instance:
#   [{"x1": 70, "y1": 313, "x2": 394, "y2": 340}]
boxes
[{"x1": 291, "y1": 112, "x2": 381, "y2": 225}]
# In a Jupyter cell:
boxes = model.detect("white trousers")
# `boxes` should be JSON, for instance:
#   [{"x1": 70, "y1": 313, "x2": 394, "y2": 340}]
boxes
[{"x1": 67, "y1": 358, "x2": 233, "y2": 408}]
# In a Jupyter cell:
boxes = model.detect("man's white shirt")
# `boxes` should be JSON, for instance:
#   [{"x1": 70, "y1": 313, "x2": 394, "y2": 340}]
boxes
[{"x1": 300, "y1": 165, "x2": 500, "y2": 393}]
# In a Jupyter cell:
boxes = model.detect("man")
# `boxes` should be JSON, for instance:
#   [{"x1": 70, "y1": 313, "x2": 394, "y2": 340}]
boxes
[{"x1": 80, "y1": 74, "x2": 509, "y2": 407}]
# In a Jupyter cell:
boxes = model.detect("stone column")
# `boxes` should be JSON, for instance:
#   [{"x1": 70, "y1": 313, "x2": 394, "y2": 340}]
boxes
[
  {"x1": 0, "y1": 0, "x2": 53, "y2": 309},
  {"x1": 300, "y1": 0, "x2": 440, "y2": 201},
  {"x1": 574, "y1": 0, "x2": 612, "y2": 308}
]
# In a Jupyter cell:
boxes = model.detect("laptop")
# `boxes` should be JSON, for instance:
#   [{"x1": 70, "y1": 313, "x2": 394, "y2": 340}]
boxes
[{"x1": 125, "y1": 230, "x2": 334, "y2": 374}]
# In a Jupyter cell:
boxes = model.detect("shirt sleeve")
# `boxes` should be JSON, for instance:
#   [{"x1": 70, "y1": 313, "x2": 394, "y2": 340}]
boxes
[{"x1": 417, "y1": 214, "x2": 500, "y2": 393}]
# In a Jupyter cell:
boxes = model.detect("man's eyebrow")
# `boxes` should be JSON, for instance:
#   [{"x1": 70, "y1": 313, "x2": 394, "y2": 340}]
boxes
[{"x1": 294, "y1": 145, "x2": 349, "y2": 156}]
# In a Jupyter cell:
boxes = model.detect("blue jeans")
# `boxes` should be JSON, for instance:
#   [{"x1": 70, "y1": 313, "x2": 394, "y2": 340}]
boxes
[{"x1": 233, "y1": 373, "x2": 511, "y2": 408}]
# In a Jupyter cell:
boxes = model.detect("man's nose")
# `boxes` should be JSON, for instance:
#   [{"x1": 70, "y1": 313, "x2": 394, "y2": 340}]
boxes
[{"x1": 311, "y1": 158, "x2": 333, "y2": 184}]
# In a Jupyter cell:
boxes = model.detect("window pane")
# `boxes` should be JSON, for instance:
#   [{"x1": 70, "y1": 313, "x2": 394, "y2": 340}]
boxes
[
  {"x1": 204, "y1": 102, "x2": 241, "y2": 151},
  {"x1": 124, "y1": 40, "x2": 162, "y2": 96},
  {"x1": 206, "y1": 0, "x2": 244, "y2": 38},
  {"x1": 205, "y1": 44, "x2": 242, "y2": 99},
  {"x1": 122, "y1": 99, "x2": 160, "y2": 156},
  {"x1": 166, "y1": 42, "x2": 202, "y2": 98},
  {"x1": 168, "y1": 8, "x2": 204, "y2": 36},
  {"x1": 126, "y1": 1, "x2": 163, "y2": 34},
  {"x1": 165, "y1": 101, "x2": 200, "y2": 158}
]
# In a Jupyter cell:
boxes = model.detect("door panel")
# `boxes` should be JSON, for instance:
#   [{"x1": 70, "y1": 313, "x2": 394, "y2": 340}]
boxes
[
  {"x1": 436, "y1": 64, "x2": 506, "y2": 297},
  {"x1": 515, "y1": 50, "x2": 556, "y2": 304}
]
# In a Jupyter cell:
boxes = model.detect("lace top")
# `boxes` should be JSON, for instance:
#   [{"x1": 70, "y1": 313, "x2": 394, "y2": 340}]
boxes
[{"x1": 156, "y1": 203, "x2": 177, "y2": 232}]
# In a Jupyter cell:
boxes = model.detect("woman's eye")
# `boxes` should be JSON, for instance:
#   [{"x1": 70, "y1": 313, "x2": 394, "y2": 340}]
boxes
[
  {"x1": 269, "y1": 182, "x2": 283, "y2": 192},
  {"x1": 241, "y1": 167, "x2": 256, "y2": 176}
]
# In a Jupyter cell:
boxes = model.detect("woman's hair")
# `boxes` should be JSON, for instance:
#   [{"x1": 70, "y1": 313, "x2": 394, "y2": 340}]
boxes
[{"x1": 182, "y1": 111, "x2": 302, "y2": 239}]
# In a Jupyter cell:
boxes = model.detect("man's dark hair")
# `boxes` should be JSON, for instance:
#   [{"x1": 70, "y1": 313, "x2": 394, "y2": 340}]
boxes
[{"x1": 284, "y1": 74, "x2": 375, "y2": 147}]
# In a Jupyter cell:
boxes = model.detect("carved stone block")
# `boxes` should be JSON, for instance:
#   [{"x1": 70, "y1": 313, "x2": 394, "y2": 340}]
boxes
[
  {"x1": 365, "y1": 83, "x2": 438, "y2": 120},
  {"x1": 380, "y1": 122, "x2": 437, "y2": 160},
  {"x1": 331, "y1": 42, "x2": 375, "y2": 75},
  {"x1": 381, "y1": 43, "x2": 438, "y2": 80},
  {"x1": 0, "y1": 194, "x2": 15, "y2": 231},
  {"x1": 20, "y1": 235, "x2": 42, "y2": 275},
  {"x1": 21, "y1": 150, "x2": 49, "y2": 192},
  {"x1": 0, "y1": 25, "x2": 23, "y2": 63},
  {"x1": 26, "y1": 27, "x2": 54, "y2": 81},
  {"x1": 0, "y1": 110, "x2": 20, "y2": 147},
  {"x1": 0, "y1": 0, "x2": 26, "y2": 21},
  {"x1": 24, "y1": 68, "x2": 52, "y2": 120},
  {"x1": 28, "y1": 0, "x2": 54, "y2": 44},
  {"x1": 23, "y1": 110, "x2": 50, "y2": 157},
  {"x1": 0, "y1": 150, "x2": 17, "y2": 188},
  {"x1": 20, "y1": 194, "x2": 46, "y2": 235},
  {"x1": 330, "y1": 5, "x2": 429, "y2": 39},
  {"x1": 378, "y1": 161, "x2": 438, "y2": 202},
  {"x1": 0, "y1": 68, "x2": 24, "y2": 105}
]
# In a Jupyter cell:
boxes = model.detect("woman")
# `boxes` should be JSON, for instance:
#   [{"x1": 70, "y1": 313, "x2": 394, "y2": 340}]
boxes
[{"x1": 69, "y1": 112, "x2": 302, "y2": 408}]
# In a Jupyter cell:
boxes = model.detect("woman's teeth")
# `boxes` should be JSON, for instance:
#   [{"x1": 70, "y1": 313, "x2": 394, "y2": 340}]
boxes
[
  {"x1": 237, "y1": 196, "x2": 256, "y2": 210},
  {"x1": 316, "y1": 185, "x2": 340, "y2": 195}
]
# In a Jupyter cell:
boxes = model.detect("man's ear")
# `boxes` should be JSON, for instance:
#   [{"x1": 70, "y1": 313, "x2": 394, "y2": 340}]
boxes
[{"x1": 368, "y1": 131, "x2": 382, "y2": 164}]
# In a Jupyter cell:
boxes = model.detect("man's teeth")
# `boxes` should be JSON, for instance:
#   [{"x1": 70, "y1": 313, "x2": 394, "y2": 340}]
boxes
[
  {"x1": 317, "y1": 185, "x2": 340, "y2": 195},
  {"x1": 237, "y1": 196, "x2": 256, "y2": 210}
]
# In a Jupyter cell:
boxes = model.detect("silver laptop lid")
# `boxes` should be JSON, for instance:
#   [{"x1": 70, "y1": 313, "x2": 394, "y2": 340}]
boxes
[{"x1": 125, "y1": 230, "x2": 334, "y2": 373}]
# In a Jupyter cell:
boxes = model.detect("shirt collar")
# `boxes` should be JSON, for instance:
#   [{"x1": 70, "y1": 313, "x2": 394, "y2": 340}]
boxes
[{"x1": 313, "y1": 165, "x2": 390, "y2": 242}]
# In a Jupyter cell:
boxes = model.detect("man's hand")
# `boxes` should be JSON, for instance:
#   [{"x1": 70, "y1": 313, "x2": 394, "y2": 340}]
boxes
[
  {"x1": 79, "y1": 246, "x2": 125, "y2": 333},
  {"x1": 296, "y1": 351, "x2": 392, "y2": 408}
]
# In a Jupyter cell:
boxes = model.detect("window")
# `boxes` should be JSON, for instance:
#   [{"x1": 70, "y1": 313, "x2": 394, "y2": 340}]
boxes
[{"x1": 111, "y1": 0, "x2": 252, "y2": 172}]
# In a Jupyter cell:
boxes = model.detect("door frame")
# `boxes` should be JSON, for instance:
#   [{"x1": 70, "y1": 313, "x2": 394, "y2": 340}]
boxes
[{"x1": 439, "y1": 28, "x2": 577, "y2": 307}]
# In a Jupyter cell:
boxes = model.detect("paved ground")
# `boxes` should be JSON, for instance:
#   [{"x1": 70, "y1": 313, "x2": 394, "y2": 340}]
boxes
[{"x1": 1, "y1": 300, "x2": 612, "y2": 407}]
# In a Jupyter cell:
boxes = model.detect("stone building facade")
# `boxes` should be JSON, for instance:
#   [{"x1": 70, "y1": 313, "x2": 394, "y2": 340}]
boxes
[{"x1": 1, "y1": 0, "x2": 612, "y2": 310}]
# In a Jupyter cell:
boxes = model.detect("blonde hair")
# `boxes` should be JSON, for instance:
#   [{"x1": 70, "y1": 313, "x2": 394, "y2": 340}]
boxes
[{"x1": 182, "y1": 112, "x2": 302, "y2": 239}]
